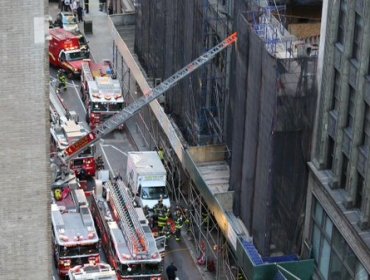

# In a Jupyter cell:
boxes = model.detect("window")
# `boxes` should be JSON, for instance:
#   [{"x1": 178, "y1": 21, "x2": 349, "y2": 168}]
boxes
[
  {"x1": 332, "y1": 227, "x2": 346, "y2": 257},
  {"x1": 362, "y1": 103, "x2": 370, "y2": 149},
  {"x1": 347, "y1": 86, "x2": 356, "y2": 129},
  {"x1": 331, "y1": 70, "x2": 341, "y2": 111},
  {"x1": 337, "y1": 0, "x2": 347, "y2": 44},
  {"x1": 319, "y1": 238, "x2": 330, "y2": 279},
  {"x1": 341, "y1": 154, "x2": 349, "y2": 188},
  {"x1": 311, "y1": 199, "x2": 370, "y2": 280},
  {"x1": 355, "y1": 173, "x2": 364, "y2": 209},
  {"x1": 352, "y1": 13, "x2": 363, "y2": 61},
  {"x1": 327, "y1": 136, "x2": 335, "y2": 170},
  {"x1": 329, "y1": 251, "x2": 351, "y2": 279}
]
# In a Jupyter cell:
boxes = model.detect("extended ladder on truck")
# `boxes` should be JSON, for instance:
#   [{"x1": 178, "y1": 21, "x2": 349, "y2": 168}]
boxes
[
  {"x1": 108, "y1": 180, "x2": 149, "y2": 256},
  {"x1": 59, "y1": 32, "x2": 237, "y2": 162}
]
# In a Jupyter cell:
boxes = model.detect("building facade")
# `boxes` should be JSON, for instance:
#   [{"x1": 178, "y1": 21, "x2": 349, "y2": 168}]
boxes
[
  {"x1": 302, "y1": 0, "x2": 370, "y2": 278},
  {"x1": 0, "y1": 1, "x2": 50, "y2": 279}
]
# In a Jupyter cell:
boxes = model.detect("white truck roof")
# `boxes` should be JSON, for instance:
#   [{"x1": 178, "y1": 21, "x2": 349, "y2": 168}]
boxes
[
  {"x1": 127, "y1": 151, "x2": 166, "y2": 174},
  {"x1": 51, "y1": 189, "x2": 99, "y2": 247},
  {"x1": 68, "y1": 263, "x2": 117, "y2": 280}
]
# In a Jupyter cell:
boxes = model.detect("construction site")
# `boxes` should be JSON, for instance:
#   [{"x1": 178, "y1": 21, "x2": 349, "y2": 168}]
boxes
[
  {"x1": 108, "y1": 0, "x2": 322, "y2": 278},
  {"x1": 0, "y1": 0, "x2": 325, "y2": 279}
]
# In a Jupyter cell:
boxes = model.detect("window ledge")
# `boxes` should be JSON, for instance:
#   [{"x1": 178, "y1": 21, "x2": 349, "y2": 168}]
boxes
[
  {"x1": 350, "y1": 58, "x2": 360, "y2": 69},
  {"x1": 335, "y1": 42, "x2": 344, "y2": 52},
  {"x1": 344, "y1": 127, "x2": 353, "y2": 138},
  {"x1": 359, "y1": 145, "x2": 369, "y2": 157}
]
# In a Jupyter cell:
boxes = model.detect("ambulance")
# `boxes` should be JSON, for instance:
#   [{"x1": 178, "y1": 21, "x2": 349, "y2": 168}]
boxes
[{"x1": 49, "y1": 28, "x2": 85, "y2": 77}]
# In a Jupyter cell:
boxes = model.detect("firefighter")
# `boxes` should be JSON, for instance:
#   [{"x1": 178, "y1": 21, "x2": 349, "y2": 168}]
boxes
[
  {"x1": 183, "y1": 208, "x2": 191, "y2": 233},
  {"x1": 237, "y1": 272, "x2": 245, "y2": 280},
  {"x1": 157, "y1": 146, "x2": 164, "y2": 162},
  {"x1": 175, "y1": 215, "x2": 184, "y2": 241},
  {"x1": 54, "y1": 188, "x2": 62, "y2": 201},
  {"x1": 202, "y1": 210, "x2": 209, "y2": 228},
  {"x1": 96, "y1": 155, "x2": 104, "y2": 170},
  {"x1": 153, "y1": 195, "x2": 164, "y2": 214},
  {"x1": 157, "y1": 206, "x2": 169, "y2": 236},
  {"x1": 162, "y1": 221, "x2": 172, "y2": 239},
  {"x1": 57, "y1": 69, "x2": 67, "y2": 91}
]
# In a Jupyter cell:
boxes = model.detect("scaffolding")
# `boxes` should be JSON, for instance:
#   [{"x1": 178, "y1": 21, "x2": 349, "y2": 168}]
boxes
[
  {"x1": 108, "y1": 3, "x2": 315, "y2": 279},
  {"x1": 187, "y1": 0, "x2": 231, "y2": 145}
]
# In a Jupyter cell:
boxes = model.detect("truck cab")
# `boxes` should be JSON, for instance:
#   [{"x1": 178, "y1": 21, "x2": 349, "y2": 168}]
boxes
[
  {"x1": 49, "y1": 28, "x2": 85, "y2": 77},
  {"x1": 127, "y1": 151, "x2": 171, "y2": 210}
]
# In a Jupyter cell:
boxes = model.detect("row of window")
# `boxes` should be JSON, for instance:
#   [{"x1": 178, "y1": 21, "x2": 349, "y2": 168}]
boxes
[
  {"x1": 327, "y1": 71, "x2": 367, "y2": 209},
  {"x1": 330, "y1": 69, "x2": 370, "y2": 147},
  {"x1": 337, "y1": 0, "x2": 364, "y2": 67},
  {"x1": 327, "y1": 135, "x2": 364, "y2": 210},
  {"x1": 311, "y1": 199, "x2": 368, "y2": 280}
]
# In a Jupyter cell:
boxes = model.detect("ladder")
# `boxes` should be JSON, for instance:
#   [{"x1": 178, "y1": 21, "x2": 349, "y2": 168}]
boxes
[
  {"x1": 81, "y1": 60, "x2": 94, "y2": 82},
  {"x1": 61, "y1": 32, "x2": 238, "y2": 161},
  {"x1": 50, "y1": 89, "x2": 68, "y2": 123},
  {"x1": 108, "y1": 180, "x2": 149, "y2": 256}
]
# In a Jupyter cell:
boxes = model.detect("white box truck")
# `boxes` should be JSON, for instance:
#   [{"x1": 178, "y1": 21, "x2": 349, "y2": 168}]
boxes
[{"x1": 126, "y1": 151, "x2": 171, "y2": 209}]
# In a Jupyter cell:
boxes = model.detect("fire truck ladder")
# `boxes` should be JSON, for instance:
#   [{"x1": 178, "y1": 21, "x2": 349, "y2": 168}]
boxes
[
  {"x1": 61, "y1": 32, "x2": 238, "y2": 162},
  {"x1": 108, "y1": 180, "x2": 149, "y2": 256},
  {"x1": 81, "y1": 61, "x2": 94, "y2": 82}
]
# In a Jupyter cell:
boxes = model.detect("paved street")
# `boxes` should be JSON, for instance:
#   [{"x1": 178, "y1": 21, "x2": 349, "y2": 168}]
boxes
[{"x1": 49, "y1": 1, "x2": 208, "y2": 279}]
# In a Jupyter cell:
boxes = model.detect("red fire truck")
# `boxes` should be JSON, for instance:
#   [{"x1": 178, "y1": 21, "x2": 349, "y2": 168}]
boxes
[
  {"x1": 90, "y1": 179, "x2": 164, "y2": 280},
  {"x1": 50, "y1": 118, "x2": 96, "y2": 177},
  {"x1": 49, "y1": 28, "x2": 85, "y2": 77},
  {"x1": 51, "y1": 180, "x2": 100, "y2": 278},
  {"x1": 80, "y1": 60, "x2": 124, "y2": 129}
]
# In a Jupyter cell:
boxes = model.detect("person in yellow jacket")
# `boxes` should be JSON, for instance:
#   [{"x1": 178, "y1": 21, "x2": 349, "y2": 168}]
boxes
[
  {"x1": 157, "y1": 147, "x2": 165, "y2": 162},
  {"x1": 54, "y1": 188, "x2": 62, "y2": 201},
  {"x1": 57, "y1": 69, "x2": 67, "y2": 91}
]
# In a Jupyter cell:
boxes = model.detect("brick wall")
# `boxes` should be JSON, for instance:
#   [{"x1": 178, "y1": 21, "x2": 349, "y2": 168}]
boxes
[{"x1": 0, "y1": 1, "x2": 50, "y2": 279}]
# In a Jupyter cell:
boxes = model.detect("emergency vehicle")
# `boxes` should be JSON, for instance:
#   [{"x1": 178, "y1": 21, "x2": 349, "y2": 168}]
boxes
[
  {"x1": 50, "y1": 118, "x2": 96, "y2": 177},
  {"x1": 49, "y1": 28, "x2": 85, "y2": 77},
  {"x1": 68, "y1": 263, "x2": 117, "y2": 280},
  {"x1": 90, "y1": 179, "x2": 163, "y2": 279},
  {"x1": 80, "y1": 59, "x2": 124, "y2": 129},
  {"x1": 51, "y1": 180, "x2": 100, "y2": 278},
  {"x1": 52, "y1": 32, "x2": 237, "y2": 278}
]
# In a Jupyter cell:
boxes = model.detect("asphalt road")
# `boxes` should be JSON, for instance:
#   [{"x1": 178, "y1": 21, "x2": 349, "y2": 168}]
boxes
[
  {"x1": 50, "y1": 60, "x2": 204, "y2": 280},
  {"x1": 49, "y1": 1, "x2": 207, "y2": 279}
]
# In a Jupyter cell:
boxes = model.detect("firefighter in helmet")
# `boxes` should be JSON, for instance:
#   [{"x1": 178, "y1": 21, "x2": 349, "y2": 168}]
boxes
[
  {"x1": 57, "y1": 69, "x2": 67, "y2": 91},
  {"x1": 155, "y1": 195, "x2": 169, "y2": 236},
  {"x1": 54, "y1": 188, "x2": 62, "y2": 201},
  {"x1": 157, "y1": 146, "x2": 165, "y2": 162},
  {"x1": 174, "y1": 214, "x2": 184, "y2": 241}
]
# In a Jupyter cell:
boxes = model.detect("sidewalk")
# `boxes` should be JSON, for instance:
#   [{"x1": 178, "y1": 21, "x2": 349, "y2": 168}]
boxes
[
  {"x1": 80, "y1": 1, "x2": 215, "y2": 279},
  {"x1": 81, "y1": 1, "x2": 148, "y2": 151}
]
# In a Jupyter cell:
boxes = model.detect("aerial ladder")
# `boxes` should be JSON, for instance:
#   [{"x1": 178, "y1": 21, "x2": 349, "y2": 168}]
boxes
[
  {"x1": 108, "y1": 179, "x2": 149, "y2": 256},
  {"x1": 81, "y1": 60, "x2": 94, "y2": 82},
  {"x1": 58, "y1": 32, "x2": 238, "y2": 163}
]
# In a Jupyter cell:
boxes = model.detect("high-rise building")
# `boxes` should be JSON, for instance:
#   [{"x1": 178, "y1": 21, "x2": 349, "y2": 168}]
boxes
[
  {"x1": 0, "y1": 1, "x2": 50, "y2": 279},
  {"x1": 302, "y1": 0, "x2": 370, "y2": 278}
]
